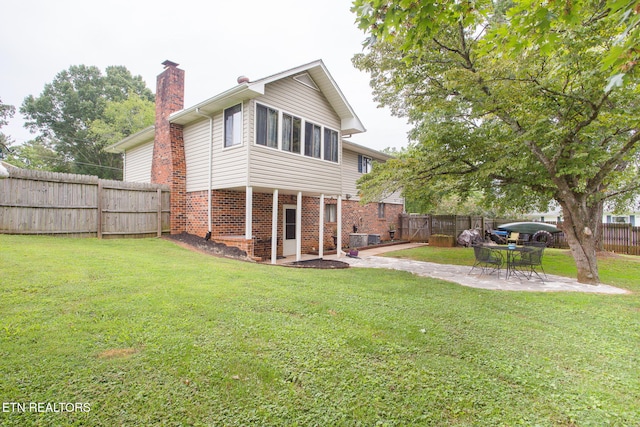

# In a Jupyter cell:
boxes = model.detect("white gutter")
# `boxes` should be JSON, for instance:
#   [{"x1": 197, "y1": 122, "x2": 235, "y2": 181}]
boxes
[{"x1": 195, "y1": 108, "x2": 214, "y2": 236}]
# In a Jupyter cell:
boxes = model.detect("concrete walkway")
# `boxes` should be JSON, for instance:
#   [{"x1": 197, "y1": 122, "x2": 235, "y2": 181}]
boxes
[{"x1": 337, "y1": 243, "x2": 629, "y2": 294}]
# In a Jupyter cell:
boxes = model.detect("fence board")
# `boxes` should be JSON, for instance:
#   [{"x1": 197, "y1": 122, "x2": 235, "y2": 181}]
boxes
[
  {"x1": 0, "y1": 165, "x2": 169, "y2": 238},
  {"x1": 398, "y1": 213, "x2": 640, "y2": 255}
]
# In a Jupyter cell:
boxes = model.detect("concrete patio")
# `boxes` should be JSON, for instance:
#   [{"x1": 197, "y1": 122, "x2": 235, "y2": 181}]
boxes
[{"x1": 281, "y1": 243, "x2": 629, "y2": 294}]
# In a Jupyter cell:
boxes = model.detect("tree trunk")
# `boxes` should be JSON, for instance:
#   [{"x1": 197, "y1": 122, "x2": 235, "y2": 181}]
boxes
[{"x1": 559, "y1": 200, "x2": 601, "y2": 284}]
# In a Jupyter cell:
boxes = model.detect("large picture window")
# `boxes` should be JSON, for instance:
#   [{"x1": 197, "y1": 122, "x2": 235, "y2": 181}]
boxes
[
  {"x1": 256, "y1": 104, "x2": 278, "y2": 148},
  {"x1": 323, "y1": 128, "x2": 338, "y2": 162},
  {"x1": 224, "y1": 104, "x2": 242, "y2": 147},
  {"x1": 253, "y1": 103, "x2": 339, "y2": 162},
  {"x1": 304, "y1": 122, "x2": 321, "y2": 159},
  {"x1": 282, "y1": 113, "x2": 301, "y2": 153}
]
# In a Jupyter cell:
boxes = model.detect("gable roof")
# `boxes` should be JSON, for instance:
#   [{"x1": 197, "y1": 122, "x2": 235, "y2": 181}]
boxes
[
  {"x1": 171, "y1": 59, "x2": 366, "y2": 134},
  {"x1": 106, "y1": 60, "x2": 366, "y2": 153},
  {"x1": 342, "y1": 140, "x2": 392, "y2": 161}
]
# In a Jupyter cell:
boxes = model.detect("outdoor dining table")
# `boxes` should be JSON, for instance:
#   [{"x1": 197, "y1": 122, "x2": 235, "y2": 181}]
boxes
[{"x1": 489, "y1": 245, "x2": 534, "y2": 279}]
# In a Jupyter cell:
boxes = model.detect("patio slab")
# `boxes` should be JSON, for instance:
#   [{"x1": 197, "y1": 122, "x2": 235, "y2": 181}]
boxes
[{"x1": 339, "y1": 243, "x2": 629, "y2": 294}]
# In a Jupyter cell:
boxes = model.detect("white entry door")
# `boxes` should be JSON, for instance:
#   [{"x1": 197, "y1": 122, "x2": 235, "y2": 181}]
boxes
[{"x1": 283, "y1": 205, "x2": 297, "y2": 256}]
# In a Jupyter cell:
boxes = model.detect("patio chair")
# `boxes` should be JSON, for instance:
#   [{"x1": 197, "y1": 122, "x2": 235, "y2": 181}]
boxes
[
  {"x1": 507, "y1": 232, "x2": 520, "y2": 245},
  {"x1": 511, "y1": 246, "x2": 547, "y2": 281},
  {"x1": 469, "y1": 245, "x2": 504, "y2": 278}
]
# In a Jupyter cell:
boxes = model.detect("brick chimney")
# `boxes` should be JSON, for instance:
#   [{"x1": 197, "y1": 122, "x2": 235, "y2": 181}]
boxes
[{"x1": 151, "y1": 60, "x2": 186, "y2": 234}]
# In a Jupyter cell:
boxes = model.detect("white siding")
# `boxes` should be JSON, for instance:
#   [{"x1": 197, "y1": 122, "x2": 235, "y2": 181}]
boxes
[
  {"x1": 250, "y1": 146, "x2": 342, "y2": 193},
  {"x1": 342, "y1": 149, "x2": 361, "y2": 200},
  {"x1": 184, "y1": 119, "x2": 211, "y2": 192},
  {"x1": 342, "y1": 148, "x2": 404, "y2": 205},
  {"x1": 124, "y1": 141, "x2": 153, "y2": 183},
  {"x1": 212, "y1": 100, "x2": 249, "y2": 189},
  {"x1": 258, "y1": 78, "x2": 341, "y2": 128},
  {"x1": 382, "y1": 190, "x2": 404, "y2": 205},
  {"x1": 247, "y1": 78, "x2": 343, "y2": 193}
]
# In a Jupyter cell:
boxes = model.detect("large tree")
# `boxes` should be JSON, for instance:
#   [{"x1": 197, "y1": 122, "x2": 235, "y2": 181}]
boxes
[
  {"x1": 352, "y1": 0, "x2": 640, "y2": 284},
  {"x1": 20, "y1": 65, "x2": 154, "y2": 179},
  {"x1": 0, "y1": 97, "x2": 16, "y2": 159}
]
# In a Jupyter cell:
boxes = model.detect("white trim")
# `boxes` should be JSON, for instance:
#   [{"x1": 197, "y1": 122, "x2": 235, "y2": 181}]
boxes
[
  {"x1": 319, "y1": 194, "x2": 325, "y2": 259},
  {"x1": 252, "y1": 100, "x2": 341, "y2": 165},
  {"x1": 254, "y1": 102, "x2": 279, "y2": 149},
  {"x1": 245, "y1": 186, "x2": 253, "y2": 239},
  {"x1": 105, "y1": 126, "x2": 154, "y2": 153},
  {"x1": 296, "y1": 192, "x2": 302, "y2": 261},
  {"x1": 283, "y1": 204, "x2": 297, "y2": 256},
  {"x1": 271, "y1": 189, "x2": 278, "y2": 264},
  {"x1": 337, "y1": 195, "x2": 343, "y2": 256},
  {"x1": 293, "y1": 72, "x2": 320, "y2": 91},
  {"x1": 169, "y1": 83, "x2": 265, "y2": 126},
  {"x1": 223, "y1": 103, "x2": 244, "y2": 149},
  {"x1": 249, "y1": 60, "x2": 365, "y2": 134}
]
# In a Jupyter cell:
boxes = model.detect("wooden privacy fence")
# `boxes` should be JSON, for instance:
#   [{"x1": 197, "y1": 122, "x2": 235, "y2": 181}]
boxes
[
  {"x1": 399, "y1": 214, "x2": 500, "y2": 242},
  {"x1": 602, "y1": 223, "x2": 640, "y2": 255},
  {"x1": 0, "y1": 165, "x2": 170, "y2": 238},
  {"x1": 398, "y1": 214, "x2": 640, "y2": 256}
]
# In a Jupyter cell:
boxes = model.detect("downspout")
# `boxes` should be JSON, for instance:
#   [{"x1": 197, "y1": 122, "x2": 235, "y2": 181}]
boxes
[
  {"x1": 122, "y1": 150, "x2": 126, "y2": 181},
  {"x1": 196, "y1": 108, "x2": 213, "y2": 239}
]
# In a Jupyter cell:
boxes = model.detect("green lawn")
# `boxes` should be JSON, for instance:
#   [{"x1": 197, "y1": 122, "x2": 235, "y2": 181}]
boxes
[
  {"x1": 1, "y1": 235, "x2": 638, "y2": 426},
  {"x1": 383, "y1": 245, "x2": 640, "y2": 290}
]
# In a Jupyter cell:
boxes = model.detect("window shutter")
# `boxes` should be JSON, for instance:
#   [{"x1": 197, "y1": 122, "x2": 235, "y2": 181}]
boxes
[{"x1": 358, "y1": 155, "x2": 362, "y2": 173}]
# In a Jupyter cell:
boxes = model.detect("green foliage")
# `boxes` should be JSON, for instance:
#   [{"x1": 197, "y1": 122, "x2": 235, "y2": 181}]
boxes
[
  {"x1": 352, "y1": 0, "x2": 640, "y2": 282},
  {"x1": 353, "y1": 0, "x2": 640, "y2": 83},
  {"x1": 20, "y1": 65, "x2": 154, "y2": 179},
  {"x1": 1, "y1": 235, "x2": 639, "y2": 425},
  {"x1": 0, "y1": 97, "x2": 15, "y2": 128},
  {"x1": 0, "y1": 97, "x2": 16, "y2": 159},
  {"x1": 4, "y1": 138, "x2": 71, "y2": 172},
  {"x1": 88, "y1": 92, "x2": 155, "y2": 171}
]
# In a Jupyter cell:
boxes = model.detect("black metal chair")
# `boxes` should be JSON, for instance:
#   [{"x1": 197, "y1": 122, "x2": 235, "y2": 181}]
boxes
[
  {"x1": 470, "y1": 245, "x2": 504, "y2": 278},
  {"x1": 511, "y1": 246, "x2": 547, "y2": 281}
]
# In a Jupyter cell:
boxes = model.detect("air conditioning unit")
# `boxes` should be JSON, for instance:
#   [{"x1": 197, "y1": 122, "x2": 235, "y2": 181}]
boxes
[{"x1": 368, "y1": 234, "x2": 381, "y2": 245}]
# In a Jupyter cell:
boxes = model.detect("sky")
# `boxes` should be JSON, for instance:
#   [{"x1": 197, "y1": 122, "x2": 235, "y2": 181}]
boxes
[{"x1": 1, "y1": 0, "x2": 411, "y2": 152}]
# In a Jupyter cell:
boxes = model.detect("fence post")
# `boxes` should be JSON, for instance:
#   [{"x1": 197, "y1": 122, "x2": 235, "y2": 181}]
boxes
[
  {"x1": 157, "y1": 188, "x2": 162, "y2": 238},
  {"x1": 97, "y1": 180, "x2": 103, "y2": 239}
]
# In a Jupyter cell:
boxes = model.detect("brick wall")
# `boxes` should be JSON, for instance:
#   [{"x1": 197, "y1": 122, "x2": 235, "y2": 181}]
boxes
[
  {"x1": 186, "y1": 189, "x2": 402, "y2": 256},
  {"x1": 340, "y1": 199, "x2": 403, "y2": 244},
  {"x1": 186, "y1": 189, "x2": 296, "y2": 258},
  {"x1": 304, "y1": 198, "x2": 403, "y2": 251},
  {"x1": 151, "y1": 61, "x2": 186, "y2": 234}
]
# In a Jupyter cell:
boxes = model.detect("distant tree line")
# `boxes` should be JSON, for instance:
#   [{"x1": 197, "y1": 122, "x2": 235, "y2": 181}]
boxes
[{"x1": 0, "y1": 65, "x2": 154, "y2": 179}]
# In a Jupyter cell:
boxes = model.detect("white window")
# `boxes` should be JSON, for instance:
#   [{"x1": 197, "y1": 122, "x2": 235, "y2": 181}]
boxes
[
  {"x1": 323, "y1": 128, "x2": 339, "y2": 163},
  {"x1": 252, "y1": 103, "x2": 338, "y2": 162},
  {"x1": 325, "y1": 204, "x2": 337, "y2": 223},
  {"x1": 358, "y1": 155, "x2": 373, "y2": 173},
  {"x1": 224, "y1": 104, "x2": 242, "y2": 147},
  {"x1": 304, "y1": 122, "x2": 321, "y2": 159},
  {"x1": 282, "y1": 113, "x2": 301, "y2": 154},
  {"x1": 256, "y1": 103, "x2": 279, "y2": 148}
]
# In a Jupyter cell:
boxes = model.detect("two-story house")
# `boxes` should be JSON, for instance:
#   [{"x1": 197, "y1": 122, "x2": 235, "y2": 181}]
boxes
[{"x1": 106, "y1": 60, "x2": 403, "y2": 262}]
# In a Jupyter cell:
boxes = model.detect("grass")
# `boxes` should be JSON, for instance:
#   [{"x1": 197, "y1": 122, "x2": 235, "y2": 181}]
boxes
[
  {"x1": 383, "y1": 245, "x2": 640, "y2": 289},
  {"x1": 1, "y1": 235, "x2": 639, "y2": 426}
]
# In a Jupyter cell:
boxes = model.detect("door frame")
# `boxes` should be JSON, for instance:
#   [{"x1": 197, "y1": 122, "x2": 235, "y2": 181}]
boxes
[{"x1": 282, "y1": 204, "x2": 297, "y2": 256}]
